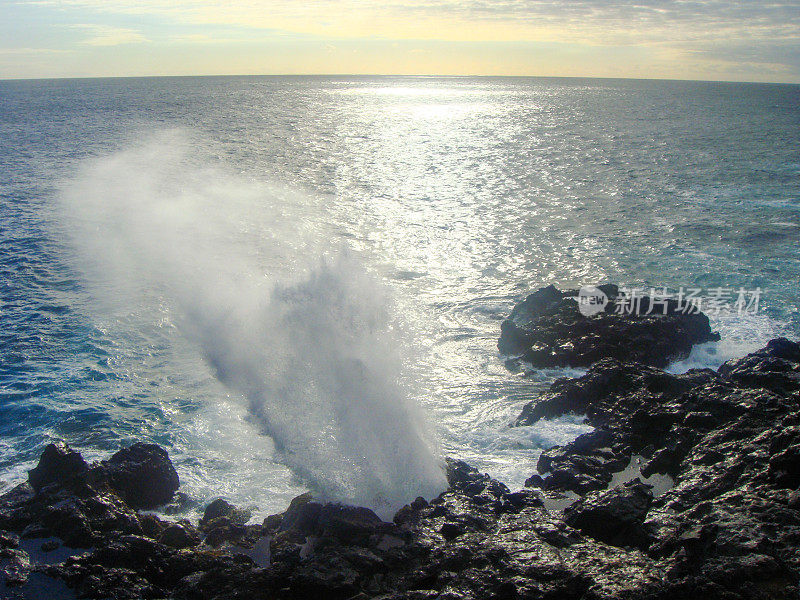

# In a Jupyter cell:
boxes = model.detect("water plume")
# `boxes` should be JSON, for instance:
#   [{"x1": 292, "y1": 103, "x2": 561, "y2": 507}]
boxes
[{"x1": 58, "y1": 129, "x2": 446, "y2": 515}]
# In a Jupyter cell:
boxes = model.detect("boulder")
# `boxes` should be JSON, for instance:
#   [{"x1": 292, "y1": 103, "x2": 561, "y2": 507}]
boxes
[
  {"x1": 279, "y1": 494, "x2": 386, "y2": 546},
  {"x1": 200, "y1": 499, "x2": 252, "y2": 528},
  {"x1": 27, "y1": 441, "x2": 89, "y2": 492},
  {"x1": 103, "y1": 443, "x2": 179, "y2": 509},
  {"x1": 158, "y1": 522, "x2": 201, "y2": 549}
]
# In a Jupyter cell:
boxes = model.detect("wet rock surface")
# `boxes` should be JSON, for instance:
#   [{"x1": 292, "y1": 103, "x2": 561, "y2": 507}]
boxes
[
  {"x1": 1, "y1": 337, "x2": 799, "y2": 598},
  {"x1": 499, "y1": 284, "x2": 720, "y2": 368},
  {"x1": 516, "y1": 337, "x2": 800, "y2": 598}
]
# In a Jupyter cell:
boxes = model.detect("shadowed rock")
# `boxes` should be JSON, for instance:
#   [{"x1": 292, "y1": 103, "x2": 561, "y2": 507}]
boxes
[
  {"x1": 103, "y1": 443, "x2": 179, "y2": 509},
  {"x1": 28, "y1": 441, "x2": 89, "y2": 493},
  {"x1": 279, "y1": 494, "x2": 387, "y2": 545},
  {"x1": 564, "y1": 478, "x2": 653, "y2": 548},
  {"x1": 201, "y1": 499, "x2": 252, "y2": 528}
]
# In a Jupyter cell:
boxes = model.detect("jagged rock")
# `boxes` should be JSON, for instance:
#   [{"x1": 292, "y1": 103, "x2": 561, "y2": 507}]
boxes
[
  {"x1": 280, "y1": 494, "x2": 387, "y2": 546},
  {"x1": 438, "y1": 522, "x2": 464, "y2": 540},
  {"x1": 27, "y1": 441, "x2": 89, "y2": 492},
  {"x1": 564, "y1": 479, "x2": 653, "y2": 548},
  {"x1": 514, "y1": 338, "x2": 800, "y2": 597},
  {"x1": 103, "y1": 443, "x2": 179, "y2": 509},
  {"x1": 0, "y1": 531, "x2": 19, "y2": 549},
  {"x1": 499, "y1": 284, "x2": 719, "y2": 368},
  {"x1": 1, "y1": 548, "x2": 31, "y2": 587},
  {"x1": 516, "y1": 359, "x2": 717, "y2": 493},
  {"x1": 768, "y1": 429, "x2": 800, "y2": 489},
  {"x1": 718, "y1": 337, "x2": 800, "y2": 395},
  {"x1": 445, "y1": 458, "x2": 510, "y2": 504},
  {"x1": 516, "y1": 358, "x2": 716, "y2": 428}
]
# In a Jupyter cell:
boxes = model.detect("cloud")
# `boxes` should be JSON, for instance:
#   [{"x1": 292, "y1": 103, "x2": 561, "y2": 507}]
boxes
[
  {"x1": 8, "y1": 0, "x2": 800, "y2": 81},
  {"x1": 0, "y1": 47, "x2": 68, "y2": 55},
  {"x1": 68, "y1": 24, "x2": 149, "y2": 46},
  {"x1": 25, "y1": 1, "x2": 800, "y2": 43}
]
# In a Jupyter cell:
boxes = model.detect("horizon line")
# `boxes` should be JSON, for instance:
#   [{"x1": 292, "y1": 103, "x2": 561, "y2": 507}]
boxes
[{"x1": 1, "y1": 73, "x2": 799, "y2": 86}]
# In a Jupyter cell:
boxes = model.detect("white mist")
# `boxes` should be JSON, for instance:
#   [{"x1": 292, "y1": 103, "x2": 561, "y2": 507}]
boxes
[{"x1": 58, "y1": 129, "x2": 447, "y2": 517}]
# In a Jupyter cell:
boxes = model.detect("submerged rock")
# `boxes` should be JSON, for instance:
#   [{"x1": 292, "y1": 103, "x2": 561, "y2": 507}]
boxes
[{"x1": 499, "y1": 284, "x2": 719, "y2": 368}]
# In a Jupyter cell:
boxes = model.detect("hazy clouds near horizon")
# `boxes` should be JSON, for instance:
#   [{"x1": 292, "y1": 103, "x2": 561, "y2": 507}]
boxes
[{"x1": 1, "y1": 0, "x2": 799, "y2": 82}]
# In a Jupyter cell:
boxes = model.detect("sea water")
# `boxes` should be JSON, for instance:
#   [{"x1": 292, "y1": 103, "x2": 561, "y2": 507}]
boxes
[{"x1": 0, "y1": 76, "x2": 798, "y2": 518}]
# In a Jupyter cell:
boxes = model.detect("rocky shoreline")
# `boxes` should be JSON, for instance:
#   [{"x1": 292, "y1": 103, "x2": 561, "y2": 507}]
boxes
[{"x1": 2, "y1": 285, "x2": 799, "y2": 599}]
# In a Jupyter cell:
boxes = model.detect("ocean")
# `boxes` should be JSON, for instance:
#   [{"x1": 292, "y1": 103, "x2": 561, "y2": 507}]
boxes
[{"x1": 0, "y1": 75, "x2": 798, "y2": 519}]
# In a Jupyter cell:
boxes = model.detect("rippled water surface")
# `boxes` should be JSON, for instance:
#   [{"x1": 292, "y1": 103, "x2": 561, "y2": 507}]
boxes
[{"x1": 1, "y1": 76, "x2": 799, "y2": 516}]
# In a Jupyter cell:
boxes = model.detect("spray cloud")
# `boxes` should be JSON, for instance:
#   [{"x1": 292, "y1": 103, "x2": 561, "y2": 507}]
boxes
[{"x1": 59, "y1": 129, "x2": 446, "y2": 514}]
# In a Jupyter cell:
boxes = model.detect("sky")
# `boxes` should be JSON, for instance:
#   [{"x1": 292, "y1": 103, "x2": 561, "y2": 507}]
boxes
[{"x1": 1, "y1": 1, "x2": 799, "y2": 82}]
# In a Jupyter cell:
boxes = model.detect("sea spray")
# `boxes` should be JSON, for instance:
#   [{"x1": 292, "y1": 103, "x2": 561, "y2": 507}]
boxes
[{"x1": 57, "y1": 130, "x2": 447, "y2": 516}]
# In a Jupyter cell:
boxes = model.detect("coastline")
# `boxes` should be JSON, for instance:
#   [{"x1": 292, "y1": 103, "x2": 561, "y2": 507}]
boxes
[{"x1": 3, "y1": 286, "x2": 799, "y2": 599}]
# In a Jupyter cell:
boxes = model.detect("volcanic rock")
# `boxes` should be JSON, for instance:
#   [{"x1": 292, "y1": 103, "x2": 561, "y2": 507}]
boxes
[
  {"x1": 27, "y1": 441, "x2": 89, "y2": 492},
  {"x1": 499, "y1": 284, "x2": 720, "y2": 368},
  {"x1": 1, "y1": 338, "x2": 799, "y2": 599},
  {"x1": 103, "y1": 443, "x2": 180, "y2": 509}
]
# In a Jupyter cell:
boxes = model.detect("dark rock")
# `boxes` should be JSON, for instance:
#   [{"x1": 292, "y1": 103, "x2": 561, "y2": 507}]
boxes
[
  {"x1": 719, "y1": 337, "x2": 800, "y2": 395},
  {"x1": 2, "y1": 337, "x2": 800, "y2": 600},
  {"x1": 279, "y1": 493, "x2": 322, "y2": 538},
  {"x1": 40, "y1": 498, "x2": 95, "y2": 547},
  {"x1": 27, "y1": 441, "x2": 89, "y2": 492},
  {"x1": 317, "y1": 504, "x2": 385, "y2": 544},
  {"x1": 139, "y1": 513, "x2": 166, "y2": 539},
  {"x1": 278, "y1": 493, "x2": 387, "y2": 547},
  {"x1": 564, "y1": 479, "x2": 653, "y2": 548},
  {"x1": 410, "y1": 497, "x2": 428, "y2": 510},
  {"x1": 103, "y1": 442, "x2": 179, "y2": 509},
  {"x1": 445, "y1": 458, "x2": 510, "y2": 500},
  {"x1": 516, "y1": 358, "x2": 714, "y2": 428},
  {"x1": 1, "y1": 548, "x2": 31, "y2": 587},
  {"x1": 201, "y1": 498, "x2": 252, "y2": 528},
  {"x1": 0, "y1": 531, "x2": 19, "y2": 549},
  {"x1": 499, "y1": 284, "x2": 719, "y2": 368},
  {"x1": 512, "y1": 338, "x2": 800, "y2": 597},
  {"x1": 439, "y1": 522, "x2": 464, "y2": 541},
  {"x1": 158, "y1": 522, "x2": 201, "y2": 549},
  {"x1": 262, "y1": 512, "x2": 283, "y2": 532},
  {"x1": 769, "y1": 439, "x2": 800, "y2": 489}
]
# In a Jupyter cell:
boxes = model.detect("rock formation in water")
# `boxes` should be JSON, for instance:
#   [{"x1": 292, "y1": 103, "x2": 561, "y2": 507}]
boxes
[{"x1": 499, "y1": 284, "x2": 720, "y2": 369}]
